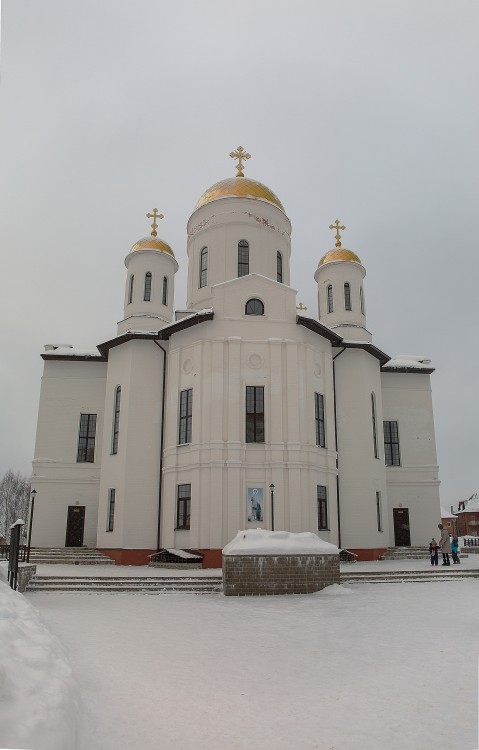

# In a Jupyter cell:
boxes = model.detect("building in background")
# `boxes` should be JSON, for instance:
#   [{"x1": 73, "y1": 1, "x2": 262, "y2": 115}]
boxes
[{"x1": 31, "y1": 150, "x2": 442, "y2": 565}]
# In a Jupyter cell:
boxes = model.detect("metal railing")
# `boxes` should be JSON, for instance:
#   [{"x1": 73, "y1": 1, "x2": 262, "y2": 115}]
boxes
[{"x1": 463, "y1": 537, "x2": 479, "y2": 546}]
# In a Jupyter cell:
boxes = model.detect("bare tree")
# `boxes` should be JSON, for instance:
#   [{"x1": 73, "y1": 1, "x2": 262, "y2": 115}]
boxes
[{"x1": 0, "y1": 470, "x2": 31, "y2": 542}]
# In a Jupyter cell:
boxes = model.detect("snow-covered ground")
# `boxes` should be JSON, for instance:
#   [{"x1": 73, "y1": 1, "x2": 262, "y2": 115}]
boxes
[
  {"x1": 0, "y1": 581, "x2": 79, "y2": 750},
  {"x1": 16, "y1": 580, "x2": 478, "y2": 750}
]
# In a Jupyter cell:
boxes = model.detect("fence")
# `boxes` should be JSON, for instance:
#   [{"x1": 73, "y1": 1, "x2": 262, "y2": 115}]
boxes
[{"x1": 463, "y1": 538, "x2": 479, "y2": 547}]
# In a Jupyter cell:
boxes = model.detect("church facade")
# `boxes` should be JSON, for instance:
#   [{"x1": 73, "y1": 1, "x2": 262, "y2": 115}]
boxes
[{"x1": 31, "y1": 151, "x2": 441, "y2": 566}]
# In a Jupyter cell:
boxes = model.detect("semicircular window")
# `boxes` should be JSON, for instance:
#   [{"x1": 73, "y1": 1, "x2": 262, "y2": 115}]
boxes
[{"x1": 245, "y1": 298, "x2": 264, "y2": 316}]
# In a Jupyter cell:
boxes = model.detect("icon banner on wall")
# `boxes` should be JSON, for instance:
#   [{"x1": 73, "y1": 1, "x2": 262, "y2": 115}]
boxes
[{"x1": 247, "y1": 487, "x2": 264, "y2": 522}]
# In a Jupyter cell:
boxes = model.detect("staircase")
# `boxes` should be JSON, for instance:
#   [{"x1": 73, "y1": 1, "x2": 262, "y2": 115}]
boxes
[
  {"x1": 383, "y1": 546, "x2": 431, "y2": 560},
  {"x1": 26, "y1": 574, "x2": 223, "y2": 594},
  {"x1": 341, "y1": 568, "x2": 479, "y2": 584},
  {"x1": 27, "y1": 547, "x2": 116, "y2": 565}
]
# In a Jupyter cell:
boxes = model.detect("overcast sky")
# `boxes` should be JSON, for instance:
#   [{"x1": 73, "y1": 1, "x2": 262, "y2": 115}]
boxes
[{"x1": 1, "y1": 0, "x2": 477, "y2": 506}]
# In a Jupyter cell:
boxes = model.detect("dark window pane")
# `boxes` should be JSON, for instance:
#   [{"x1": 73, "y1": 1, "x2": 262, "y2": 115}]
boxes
[
  {"x1": 344, "y1": 283, "x2": 351, "y2": 311},
  {"x1": 383, "y1": 420, "x2": 400, "y2": 466},
  {"x1": 245, "y1": 386, "x2": 265, "y2": 443},
  {"x1": 199, "y1": 248, "x2": 208, "y2": 288},
  {"x1": 77, "y1": 413, "x2": 97, "y2": 463},
  {"x1": 327, "y1": 285, "x2": 333, "y2": 313},
  {"x1": 245, "y1": 298, "x2": 264, "y2": 315},
  {"x1": 277, "y1": 251, "x2": 283, "y2": 283},
  {"x1": 238, "y1": 240, "x2": 249, "y2": 277},
  {"x1": 144, "y1": 272, "x2": 152, "y2": 301}
]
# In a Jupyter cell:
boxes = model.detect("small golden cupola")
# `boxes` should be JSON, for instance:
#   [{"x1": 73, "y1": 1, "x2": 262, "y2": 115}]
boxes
[
  {"x1": 314, "y1": 220, "x2": 370, "y2": 342},
  {"x1": 118, "y1": 208, "x2": 178, "y2": 336},
  {"x1": 129, "y1": 208, "x2": 175, "y2": 257}
]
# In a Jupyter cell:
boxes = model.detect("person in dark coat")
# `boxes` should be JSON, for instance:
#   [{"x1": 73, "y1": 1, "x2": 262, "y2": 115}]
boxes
[
  {"x1": 429, "y1": 538, "x2": 439, "y2": 566},
  {"x1": 438, "y1": 524, "x2": 451, "y2": 566},
  {"x1": 451, "y1": 536, "x2": 460, "y2": 564}
]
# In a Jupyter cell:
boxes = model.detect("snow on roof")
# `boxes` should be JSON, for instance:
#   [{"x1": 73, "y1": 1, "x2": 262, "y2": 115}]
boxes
[
  {"x1": 382, "y1": 354, "x2": 432, "y2": 370},
  {"x1": 223, "y1": 529, "x2": 339, "y2": 556},
  {"x1": 165, "y1": 548, "x2": 201, "y2": 559},
  {"x1": 43, "y1": 346, "x2": 102, "y2": 358},
  {"x1": 461, "y1": 494, "x2": 479, "y2": 513},
  {"x1": 441, "y1": 506, "x2": 456, "y2": 519}
]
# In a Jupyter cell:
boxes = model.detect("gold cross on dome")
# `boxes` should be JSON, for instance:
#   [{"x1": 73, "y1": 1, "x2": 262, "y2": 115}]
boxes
[
  {"x1": 296, "y1": 302, "x2": 308, "y2": 311},
  {"x1": 329, "y1": 219, "x2": 346, "y2": 248},
  {"x1": 229, "y1": 146, "x2": 251, "y2": 177},
  {"x1": 146, "y1": 208, "x2": 164, "y2": 237}
]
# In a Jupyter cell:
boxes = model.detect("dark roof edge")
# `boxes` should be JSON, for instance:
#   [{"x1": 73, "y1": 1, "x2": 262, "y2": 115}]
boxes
[
  {"x1": 338, "y1": 341, "x2": 390, "y2": 365},
  {"x1": 296, "y1": 315, "x2": 343, "y2": 345},
  {"x1": 41, "y1": 353, "x2": 107, "y2": 362},
  {"x1": 96, "y1": 311, "x2": 215, "y2": 357},
  {"x1": 381, "y1": 366, "x2": 435, "y2": 375},
  {"x1": 157, "y1": 310, "x2": 214, "y2": 340}
]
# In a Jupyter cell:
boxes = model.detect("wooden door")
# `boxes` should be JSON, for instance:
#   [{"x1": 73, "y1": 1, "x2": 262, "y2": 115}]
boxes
[
  {"x1": 393, "y1": 508, "x2": 411, "y2": 547},
  {"x1": 65, "y1": 506, "x2": 85, "y2": 547}
]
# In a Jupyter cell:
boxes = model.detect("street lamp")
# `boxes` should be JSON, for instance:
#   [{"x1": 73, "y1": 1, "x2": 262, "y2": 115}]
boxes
[
  {"x1": 269, "y1": 484, "x2": 275, "y2": 531},
  {"x1": 27, "y1": 489, "x2": 37, "y2": 563}
]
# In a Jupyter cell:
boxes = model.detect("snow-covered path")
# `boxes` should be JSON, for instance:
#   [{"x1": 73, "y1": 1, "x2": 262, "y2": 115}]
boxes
[{"x1": 28, "y1": 582, "x2": 479, "y2": 750}]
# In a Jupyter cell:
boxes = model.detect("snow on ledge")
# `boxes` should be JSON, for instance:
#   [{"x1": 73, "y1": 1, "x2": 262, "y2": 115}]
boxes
[
  {"x1": 223, "y1": 529, "x2": 339, "y2": 556},
  {"x1": 382, "y1": 354, "x2": 432, "y2": 370}
]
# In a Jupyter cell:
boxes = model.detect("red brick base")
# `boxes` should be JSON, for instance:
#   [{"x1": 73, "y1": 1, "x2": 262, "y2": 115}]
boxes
[
  {"x1": 346, "y1": 548, "x2": 387, "y2": 562},
  {"x1": 98, "y1": 547, "x2": 223, "y2": 568}
]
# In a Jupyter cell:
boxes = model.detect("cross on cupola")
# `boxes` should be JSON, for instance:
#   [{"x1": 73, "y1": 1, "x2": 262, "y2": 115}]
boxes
[
  {"x1": 329, "y1": 219, "x2": 346, "y2": 248},
  {"x1": 229, "y1": 146, "x2": 251, "y2": 177},
  {"x1": 146, "y1": 208, "x2": 164, "y2": 237}
]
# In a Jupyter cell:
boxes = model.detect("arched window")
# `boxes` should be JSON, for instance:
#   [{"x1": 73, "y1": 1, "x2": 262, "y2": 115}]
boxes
[
  {"x1": 277, "y1": 251, "x2": 283, "y2": 283},
  {"x1": 344, "y1": 282, "x2": 351, "y2": 311},
  {"x1": 162, "y1": 276, "x2": 168, "y2": 306},
  {"x1": 327, "y1": 284, "x2": 333, "y2": 313},
  {"x1": 128, "y1": 274, "x2": 134, "y2": 304},
  {"x1": 144, "y1": 272, "x2": 152, "y2": 302},
  {"x1": 111, "y1": 386, "x2": 121, "y2": 455},
  {"x1": 360, "y1": 285, "x2": 365, "y2": 315},
  {"x1": 238, "y1": 240, "x2": 249, "y2": 277},
  {"x1": 245, "y1": 298, "x2": 264, "y2": 316},
  {"x1": 199, "y1": 247, "x2": 208, "y2": 288}
]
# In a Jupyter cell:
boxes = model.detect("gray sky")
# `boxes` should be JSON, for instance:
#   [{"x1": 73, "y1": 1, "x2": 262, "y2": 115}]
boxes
[{"x1": 1, "y1": 0, "x2": 477, "y2": 506}]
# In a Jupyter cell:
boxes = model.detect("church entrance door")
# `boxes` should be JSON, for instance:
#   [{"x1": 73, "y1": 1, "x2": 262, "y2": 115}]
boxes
[
  {"x1": 65, "y1": 506, "x2": 85, "y2": 547},
  {"x1": 393, "y1": 508, "x2": 411, "y2": 547}
]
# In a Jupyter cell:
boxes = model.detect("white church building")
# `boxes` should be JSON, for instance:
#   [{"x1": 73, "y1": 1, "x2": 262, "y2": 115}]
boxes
[{"x1": 31, "y1": 149, "x2": 441, "y2": 566}]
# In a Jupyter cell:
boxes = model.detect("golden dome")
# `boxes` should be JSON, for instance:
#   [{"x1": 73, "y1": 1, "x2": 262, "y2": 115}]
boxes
[
  {"x1": 195, "y1": 177, "x2": 285, "y2": 212},
  {"x1": 130, "y1": 237, "x2": 175, "y2": 257},
  {"x1": 318, "y1": 248, "x2": 362, "y2": 267}
]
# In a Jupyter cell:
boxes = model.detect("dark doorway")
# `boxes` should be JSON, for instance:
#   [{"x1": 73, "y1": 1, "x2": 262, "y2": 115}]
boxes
[
  {"x1": 65, "y1": 506, "x2": 85, "y2": 547},
  {"x1": 393, "y1": 508, "x2": 411, "y2": 547}
]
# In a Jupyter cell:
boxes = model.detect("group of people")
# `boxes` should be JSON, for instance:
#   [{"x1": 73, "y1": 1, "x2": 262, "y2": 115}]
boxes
[{"x1": 429, "y1": 524, "x2": 460, "y2": 566}]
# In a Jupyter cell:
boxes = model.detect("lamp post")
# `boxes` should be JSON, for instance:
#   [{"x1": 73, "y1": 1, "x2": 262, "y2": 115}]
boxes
[
  {"x1": 269, "y1": 483, "x2": 275, "y2": 531},
  {"x1": 27, "y1": 489, "x2": 37, "y2": 563}
]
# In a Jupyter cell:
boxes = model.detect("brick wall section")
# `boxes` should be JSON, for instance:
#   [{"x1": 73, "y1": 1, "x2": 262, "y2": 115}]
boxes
[
  {"x1": 222, "y1": 554, "x2": 340, "y2": 596},
  {"x1": 17, "y1": 564, "x2": 37, "y2": 592}
]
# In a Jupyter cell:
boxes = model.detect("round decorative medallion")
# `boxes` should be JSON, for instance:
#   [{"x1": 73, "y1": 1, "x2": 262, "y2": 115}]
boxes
[
  {"x1": 182, "y1": 358, "x2": 193, "y2": 374},
  {"x1": 248, "y1": 353, "x2": 263, "y2": 370}
]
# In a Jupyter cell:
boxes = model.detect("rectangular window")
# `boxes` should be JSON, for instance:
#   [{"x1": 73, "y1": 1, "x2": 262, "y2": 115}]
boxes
[
  {"x1": 327, "y1": 285, "x2": 333, "y2": 313},
  {"x1": 344, "y1": 283, "x2": 351, "y2": 311},
  {"x1": 317, "y1": 485, "x2": 328, "y2": 529},
  {"x1": 176, "y1": 484, "x2": 191, "y2": 529},
  {"x1": 315, "y1": 393, "x2": 326, "y2": 448},
  {"x1": 199, "y1": 248, "x2": 208, "y2": 288},
  {"x1": 111, "y1": 386, "x2": 121, "y2": 455},
  {"x1": 107, "y1": 489, "x2": 115, "y2": 532},
  {"x1": 383, "y1": 420, "x2": 401, "y2": 466},
  {"x1": 246, "y1": 386, "x2": 265, "y2": 443},
  {"x1": 162, "y1": 276, "x2": 168, "y2": 306},
  {"x1": 371, "y1": 393, "x2": 379, "y2": 458},
  {"x1": 238, "y1": 241, "x2": 249, "y2": 277},
  {"x1": 144, "y1": 272, "x2": 152, "y2": 302},
  {"x1": 178, "y1": 389, "x2": 193, "y2": 444},
  {"x1": 77, "y1": 413, "x2": 97, "y2": 463},
  {"x1": 376, "y1": 491, "x2": 383, "y2": 532}
]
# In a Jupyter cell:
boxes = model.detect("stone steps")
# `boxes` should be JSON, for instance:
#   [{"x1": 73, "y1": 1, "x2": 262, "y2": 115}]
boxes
[
  {"x1": 341, "y1": 569, "x2": 479, "y2": 584},
  {"x1": 26, "y1": 575, "x2": 223, "y2": 594},
  {"x1": 28, "y1": 547, "x2": 115, "y2": 565}
]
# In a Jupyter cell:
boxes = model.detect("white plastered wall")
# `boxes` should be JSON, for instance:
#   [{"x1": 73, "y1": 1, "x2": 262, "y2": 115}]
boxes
[
  {"x1": 31, "y1": 359, "x2": 107, "y2": 547},
  {"x1": 334, "y1": 348, "x2": 390, "y2": 550},
  {"x1": 161, "y1": 274, "x2": 338, "y2": 551},
  {"x1": 96, "y1": 339, "x2": 165, "y2": 551},
  {"x1": 381, "y1": 370, "x2": 441, "y2": 545}
]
